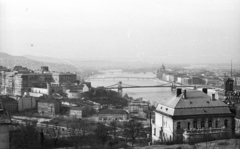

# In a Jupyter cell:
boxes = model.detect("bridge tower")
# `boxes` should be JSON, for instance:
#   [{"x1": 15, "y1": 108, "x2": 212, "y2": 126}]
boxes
[
  {"x1": 118, "y1": 81, "x2": 123, "y2": 96},
  {"x1": 194, "y1": 85, "x2": 197, "y2": 90},
  {"x1": 171, "y1": 82, "x2": 176, "y2": 90}
]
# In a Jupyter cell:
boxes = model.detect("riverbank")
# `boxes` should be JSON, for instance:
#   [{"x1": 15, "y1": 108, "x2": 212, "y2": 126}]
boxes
[{"x1": 87, "y1": 71, "x2": 175, "y2": 103}]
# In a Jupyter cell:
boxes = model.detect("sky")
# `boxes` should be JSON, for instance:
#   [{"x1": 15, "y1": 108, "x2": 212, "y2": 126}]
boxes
[{"x1": 0, "y1": 0, "x2": 240, "y2": 64}]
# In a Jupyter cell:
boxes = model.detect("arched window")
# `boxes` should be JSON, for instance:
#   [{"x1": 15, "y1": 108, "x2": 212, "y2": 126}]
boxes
[
  {"x1": 201, "y1": 121, "x2": 205, "y2": 128},
  {"x1": 215, "y1": 120, "x2": 218, "y2": 128},
  {"x1": 177, "y1": 122, "x2": 181, "y2": 129},
  {"x1": 224, "y1": 119, "x2": 228, "y2": 128},
  {"x1": 193, "y1": 120, "x2": 198, "y2": 129},
  {"x1": 208, "y1": 120, "x2": 212, "y2": 128},
  {"x1": 187, "y1": 122, "x2": 191, "y2": 130}
]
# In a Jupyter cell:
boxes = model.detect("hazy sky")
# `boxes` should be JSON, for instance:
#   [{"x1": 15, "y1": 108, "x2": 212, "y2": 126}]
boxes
[{"x1": 0, "y1": 0, "x2": 240, "y2": 64}]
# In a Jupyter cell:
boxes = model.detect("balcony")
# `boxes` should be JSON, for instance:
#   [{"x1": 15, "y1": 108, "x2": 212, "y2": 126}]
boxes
[
  {"x1": 184, "y1": 127, "x2": 226, "y2": 135},
  {"x1": 183, "y1": 127, "x2": 227, "y2": 142}
]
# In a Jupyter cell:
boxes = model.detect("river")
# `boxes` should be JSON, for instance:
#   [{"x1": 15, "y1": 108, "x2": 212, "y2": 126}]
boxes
[{"x1": 86, "y1": 71, "x2": 175, "y2": 105}]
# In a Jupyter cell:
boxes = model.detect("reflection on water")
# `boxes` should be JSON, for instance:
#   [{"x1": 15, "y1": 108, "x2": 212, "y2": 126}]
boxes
[{"x1": 87, "y1": 72, "x2": 175, "y2": 104}]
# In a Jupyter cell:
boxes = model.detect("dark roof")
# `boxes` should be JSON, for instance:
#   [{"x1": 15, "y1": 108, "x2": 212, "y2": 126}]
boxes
[
  {"x1": 156, "y1": 90, "x2": 231, "y2": 116},
  {"x1": 98, "y1": 109, "x2": 128, "y2": 115},
  {"x1": 38, "y1": 100, "x2": 59, "y2": 104},
  {"x1": 0, "y1": 102, "x2": 11, "y2": 124},
  {"x1": 0, "y1": 96, "x2": 18, "y2": 103},
  {"x1": 70, "y1": 106, "x2": 85, "y2": 111}
]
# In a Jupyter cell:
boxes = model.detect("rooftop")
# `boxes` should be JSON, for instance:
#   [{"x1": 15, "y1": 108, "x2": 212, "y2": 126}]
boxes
[
  {"x1": 70, "y1": 106, "x2": 85, "y2": 111},
  {"x1": 98, "y1": 109, "x2": 128, "y2": 115},
  {"x1": 156, "y1": 89, "x2": 231, "y2": 116},
  {"x1": 0, "y1": 96, "x2": 18, "y2": 103}
]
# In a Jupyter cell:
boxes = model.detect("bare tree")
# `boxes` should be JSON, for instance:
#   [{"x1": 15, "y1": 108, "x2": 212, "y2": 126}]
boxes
[
  {"x1": 69, "y1": 119, "x2": 91, "y2": 148},
  {"x1": 94, "y1": 123, "x2": 110, "y2": 148},
  {"x1": 46, "y1": 122, "x2": 61, "y2": 148},
  {"x1": 109, "y1": 120, "x2": 118, "y2": 139},
  {"x1": 10, "y1": 121, "x2": 41, "y2": 149},
  {"x1": 123, "y1": 119, "x2": 143, "y2": 146}
]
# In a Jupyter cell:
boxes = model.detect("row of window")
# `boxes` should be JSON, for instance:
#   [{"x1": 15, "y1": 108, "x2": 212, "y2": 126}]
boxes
[{"x1": 176, "y1": 119, "x2": 228, "y2": 130}]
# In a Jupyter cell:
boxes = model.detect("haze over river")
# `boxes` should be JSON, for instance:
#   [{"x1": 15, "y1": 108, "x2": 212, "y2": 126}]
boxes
[{"x1": 87, "y1": 71, "x2": 175, "y2": 104}]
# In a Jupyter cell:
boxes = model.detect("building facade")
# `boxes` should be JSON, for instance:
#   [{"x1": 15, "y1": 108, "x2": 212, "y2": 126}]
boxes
[
  {"x1": 128, "y1": 98, "x2": 149, "y2": 114},
  {"x1": 38, "y1": 100, "x2": 61, "y2": 116},
  {"x1": 98, "y1": 109, "x2": 128, "y2": 121},
  {"x1": 152, "y1": 89, "x2": 233, "y2": 143},
  {"x1": 0, "y1": 66, "x2": 77, "y2": 96},
  {"x1": 69, "y1": 107, "x2": 84, "y2": 119},
  {"x1": 0, "y1": 96, "x2": 18, "y2": 113},
  {"x1": 18, "y1": 96, "x2": 37, "y2": 111}
]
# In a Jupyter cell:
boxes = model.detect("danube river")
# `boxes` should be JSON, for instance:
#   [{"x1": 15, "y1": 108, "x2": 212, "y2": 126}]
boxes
[{"x1": 87, "y1": 71, "x2": 175, "y2": 104}]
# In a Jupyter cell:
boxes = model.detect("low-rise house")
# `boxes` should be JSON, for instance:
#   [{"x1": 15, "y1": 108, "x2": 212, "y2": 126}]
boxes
[
  {"x1": 152, "y1": 88, "x2": 233, "y2": 143},
  {"x1": 69, "y1": 106, "x2": 84, "y2": 119},
  {"x1": 79, "y1": 100, "x2": 101, "y2": 112},
  {"x1": 0, "y1": 95, "x2": 18, "y2": 113},
  {"x1": 190, "y1": 76, "x2": 205, "y2": 85},
  {"x1": 128, "y1": 98, "x2": 149, "y2": 114},
  {"x1": 98, "y1": 109, "x2": 128, "y2": 121},
  {"x1": 203, "y1": 77, "x2": 222, "y2": 86},
  {"x1": 38, "y1": 100, "x2": 61, "y2": 116},
  {"x1": 17, "y1": 96, "x2": 37, "y2": 111}
]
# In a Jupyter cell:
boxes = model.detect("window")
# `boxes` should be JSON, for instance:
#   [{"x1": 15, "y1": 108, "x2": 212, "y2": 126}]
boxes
[
  {"x1": 201, "y1": 121, "x2": 205, "y2": 128},
  {"x1": 177, "y1": 122, "x2": 181, "y2": 129},
  {"x1": 224, "y1": 119, "x2": 228, "y2": 128},
  {"x1": 208, "y1": 120, "x2": 212, "y2": 128},
  {"x1": 0, "y1": 103, "x2": 3, "y2": 110},
  {"x1": 215, "y1": 120, "x2": 218, "y2": 128},
  {"x1": 154, "y1": 128, "x2": 156, "y2": 135},
  {"x1": 193, "y1": 120, "x2": 197, "y2": 129},
  {"x1": 159, "y1": 130, "x2": 162, "y2": 138},
  {"x1": 187, "y1": 122, "x2": 190, "y2": 130}
]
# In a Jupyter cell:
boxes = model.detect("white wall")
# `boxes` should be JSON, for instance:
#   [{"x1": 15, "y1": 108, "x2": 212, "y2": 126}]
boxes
[{"x1": 31, "y1": 88, "x2": 48, "y2": 94}]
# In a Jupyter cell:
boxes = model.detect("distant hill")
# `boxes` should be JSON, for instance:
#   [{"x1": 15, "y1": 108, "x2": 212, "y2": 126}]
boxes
[
  {"x1": 0, "y1": 52, "x2": 12, "y2": 59},
  {"x1": 24, "y1": 54, "x2": 69, "y2": 64},
  {"x1": 0, "y1": 52, "x2": 78, "y2": 72}
]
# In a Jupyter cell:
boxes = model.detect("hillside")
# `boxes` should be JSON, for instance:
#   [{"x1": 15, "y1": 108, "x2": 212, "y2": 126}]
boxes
[
  {"x1": 24, "y1": 54, "x2": 69, "y2": 64},
  {"x1": 0, "y1": 52, "x2": 78, "y2": 72}
]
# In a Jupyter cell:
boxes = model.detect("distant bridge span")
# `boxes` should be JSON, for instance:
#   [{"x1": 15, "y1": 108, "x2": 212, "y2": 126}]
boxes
[
  {"x1": 101, "y1": 81, "x2": 197, "y2": 94},
  {"x1": 89, "y1": 77, "x2": 156, "y2": 80}
]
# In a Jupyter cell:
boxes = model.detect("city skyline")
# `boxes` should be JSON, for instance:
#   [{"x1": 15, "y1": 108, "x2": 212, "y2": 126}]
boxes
[{"x1": 0, "y1": 0, "x2": 240, "y2": 64}]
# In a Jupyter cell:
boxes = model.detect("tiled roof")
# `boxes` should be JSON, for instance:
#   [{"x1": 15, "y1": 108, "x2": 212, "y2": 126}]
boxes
[
  {"x1": 156, "y1": 90, "x2": 231, "y2": 116},
  {"x1": 98, "y1": 109, "x2": 128, "y2": 115}
]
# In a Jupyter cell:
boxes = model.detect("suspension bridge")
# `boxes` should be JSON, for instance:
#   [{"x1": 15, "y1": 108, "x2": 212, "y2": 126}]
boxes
[
  {"x1": 102, "y1": 81, "x2": 197, "y2": 94},
  {"x1": 89, "y1": 77, "x2": 156, "y2": 80}
]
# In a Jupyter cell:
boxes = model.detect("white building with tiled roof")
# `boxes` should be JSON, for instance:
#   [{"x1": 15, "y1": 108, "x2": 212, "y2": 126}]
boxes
[{"x1": 152, "y1": 88, "x2": 233, "y2": 143}]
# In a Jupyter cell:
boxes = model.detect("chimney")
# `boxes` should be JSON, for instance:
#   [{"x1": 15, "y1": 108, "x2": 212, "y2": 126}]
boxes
[
  {"x1": 202, "y1": 88, "x2": 208, "y2": 94},
  {"x1": 176, "y1": 88, "x2": 182, "y2": 97},
  {"x1": 211, "y1": 94, "x2": 216, "y2": 101},
  {"x1": 183, "y1": 90, "x2": 187, "y2": 99}
]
